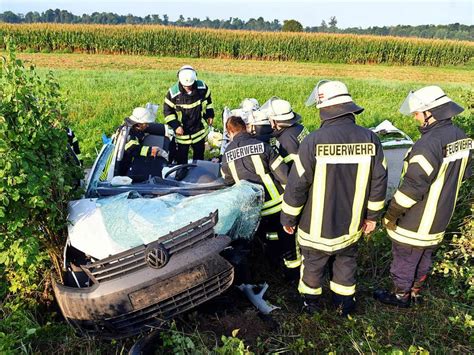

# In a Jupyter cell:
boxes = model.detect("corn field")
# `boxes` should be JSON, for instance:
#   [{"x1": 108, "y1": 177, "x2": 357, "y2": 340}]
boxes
[{"x1": 1, "y1": 24, "x2": 473, "y2": 66}]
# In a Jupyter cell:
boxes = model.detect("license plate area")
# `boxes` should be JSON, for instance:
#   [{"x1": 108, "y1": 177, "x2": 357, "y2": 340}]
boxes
[{"x1": 128, "y1": 265, "x2": 207, "y2": 309}]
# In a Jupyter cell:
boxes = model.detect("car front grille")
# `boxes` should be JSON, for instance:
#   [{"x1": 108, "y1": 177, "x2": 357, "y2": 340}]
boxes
[
  {"x1": 81, "y1": 211, "x2": 218, "y2": 283},
  {"x1": 104, "y1": 265, "x2": 233, "y2": 336}
]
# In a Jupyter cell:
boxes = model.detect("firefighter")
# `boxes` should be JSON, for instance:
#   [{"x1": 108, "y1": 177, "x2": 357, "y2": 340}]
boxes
[
  {"x1": 116, "y1": 106, "x2": 168, "y2": 182},
  {"x1": 163, "y1": 65, "x2": 214, "y2": 172},
  {"x1": 374, "y1": 86, "x2": 472, "y2": 307},
  {"x1": 267, "y1": 98, "x2": 309, "y2": 169},
  {"x1": 281, "y1": 80, "x2": 388, "y2": 315},
  {"x1": 266, "y1": 98, "x2": 309, "y2": 270},
  {"x1": 221, "y1": 116, "x2": 292, "y2": 269}
]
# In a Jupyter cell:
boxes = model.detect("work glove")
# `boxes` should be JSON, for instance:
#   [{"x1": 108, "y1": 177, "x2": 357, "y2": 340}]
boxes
[{"x1": 382, "y1": 203, "x2": 406, "y2": 231}]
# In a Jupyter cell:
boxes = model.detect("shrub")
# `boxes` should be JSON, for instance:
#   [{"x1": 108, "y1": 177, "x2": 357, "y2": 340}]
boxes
[{"x1": 0, "y1": 39, "x2": 82, "y2": 308}]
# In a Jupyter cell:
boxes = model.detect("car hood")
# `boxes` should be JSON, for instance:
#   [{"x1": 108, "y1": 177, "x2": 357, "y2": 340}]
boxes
[{"x1": 68, "y1": 182, "x2": 264, "y2": 260}]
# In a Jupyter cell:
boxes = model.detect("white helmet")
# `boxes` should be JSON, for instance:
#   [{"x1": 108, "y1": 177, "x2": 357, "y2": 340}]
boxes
[
  {"x1": 267, "y1": 99, "x2": 295, "y2": 121},
  {"x1": 399, "y1": 85, "x2": 464, "y2": 120},
  {"x1": 129, "y1": 106, "x2": 156, "y2": 124},
  {"x1": 178, "y1": 65, "x2": 197, "y2": 87},
  {"x1": 241, "y1": 98, "x2": 260, "y2": 112},
  {"x1": 306, "y1": 80, "x2": 363, "y2": 120}
]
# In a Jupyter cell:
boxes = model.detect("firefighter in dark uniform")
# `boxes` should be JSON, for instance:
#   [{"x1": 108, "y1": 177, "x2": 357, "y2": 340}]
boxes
[
  {"x1": 221, "y1": 116, "x2": 291, "y2": 269},
  {"x1": 115, "y1": 107, "x2": 168, "y2": 182},
  {"x1": 268, "y1": 98, "x2": 309, "y2": 169},
  {"x1": 281, "y1": 80, "x2": 388, "y2": 315},
  {"x1": 374, "y1": 86, "x2": 472, "y2": 307},
  {"x1": 267, "y1": 98, "x2": 309, "y2": 270},
  {"x1": 163, "y1": 65, "x2": 214, "y2": 169}
]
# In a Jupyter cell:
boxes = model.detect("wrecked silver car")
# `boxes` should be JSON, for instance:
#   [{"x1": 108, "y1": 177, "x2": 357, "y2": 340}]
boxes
[{"x1": 53, "y1": 128, "x2": 263, "y2": 338}]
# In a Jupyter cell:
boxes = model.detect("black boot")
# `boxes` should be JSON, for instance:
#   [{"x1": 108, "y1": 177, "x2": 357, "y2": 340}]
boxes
[
  {"x1": 302, "y1": 294, "x2": 320, "y2": 315},
  {"x1": 332, "y1": 293, "x2": 356, "y2": 316},
  {"x1": 373, "y1": 289, "x2": 410, "y2": 308}
]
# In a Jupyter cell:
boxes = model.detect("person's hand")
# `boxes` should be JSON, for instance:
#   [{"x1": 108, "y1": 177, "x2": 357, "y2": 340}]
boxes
[
  {"x1": 175, "y1": 126, "x2": 184, "y2": 136},
  {"x1": 382, "y1": 204, "x2": 406, "y2": 231},
  {"x1": 283, "y1": 225, "x2": 296, "y2": 234},
  {"x1": 362, "y1": 219, "x2": 376, "y2": 235},
  {"x1": 207, "y1": 117, "x2": 214, "y2": 126},
  {"x1": 151, "y1": 146, "x2": 160, "y2": 157},
  {"x1": 382, "y1": 217, "x2": 397, "y2": 231}
]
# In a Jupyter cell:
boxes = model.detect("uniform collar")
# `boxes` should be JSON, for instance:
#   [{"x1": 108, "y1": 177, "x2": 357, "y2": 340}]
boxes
[
  {"x1": 232, "y1": 131, "x2": 251, "y2": 142},
  {"x1": 272, "y1": 124, "x2": 296, "y2": 138},
  {"x1": 418, "y1": 119, "x2": 452, "y2": 135},
  {"x1": 178, "y1": 82, "x2": 197, "y2": 95},
  {"x1": 320, "y1": 114, "x2": 356, "y2": 127}
]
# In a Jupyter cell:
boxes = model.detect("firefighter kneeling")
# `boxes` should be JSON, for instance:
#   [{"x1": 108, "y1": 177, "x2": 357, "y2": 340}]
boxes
[
  {"x1": 221, "y1": 116, "x2": 296, "y2": 274},
  {"x1": 281, "y1": 80, "x2": 388, "y2": 315}
]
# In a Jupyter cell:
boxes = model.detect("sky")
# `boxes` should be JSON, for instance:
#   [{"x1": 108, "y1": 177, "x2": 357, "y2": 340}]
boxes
[{"x1": 1, "y1": 0, "x2": 473, "y2": 28}]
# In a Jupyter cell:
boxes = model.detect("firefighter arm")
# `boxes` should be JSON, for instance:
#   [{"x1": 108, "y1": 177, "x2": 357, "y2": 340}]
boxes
[
  {"x1": 393, "y1": 146, "x2": 441, "y2": 208},
  {"x1": 280, "y1": 138, "x2": 315, "y2": 227},
  {"x1": 366, "y1": 137, "x2": 388, "y2": 221},
  {"x1": 269, "y1": 148, "x2": 289, "y2": 186},
  {"x1": 203, "y1": 87, "x2": 215, "y2": 120},
  {"x1": 220, "y1": 162, "x2": 235, "y2": 185},
  {"x1": 163, "y1": 93, "x2": 180, "y2": 131},
  {"x1": 385, "y1": 144, "x2": 442, "y2": 227},
  {"x1": 462, "y1": 153, "x2": 472, "y2": 181},
  {"x1": 282, "y1": 135, "x2": 300, "y2": 163},
  {"x1": 117, "y1": 140, "x2": 140, "y2": 175}
]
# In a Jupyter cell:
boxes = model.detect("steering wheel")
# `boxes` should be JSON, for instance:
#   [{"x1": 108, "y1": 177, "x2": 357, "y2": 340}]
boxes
[{"x1": 164, "y1": 163, "x2": 198, "y2": 179}]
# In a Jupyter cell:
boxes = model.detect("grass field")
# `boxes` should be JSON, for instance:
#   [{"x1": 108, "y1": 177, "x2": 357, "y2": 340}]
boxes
[
  {"x1": 15, "y1": 52, "x2": 473, "y2": 166},
  {"x1": 2, "y1": 52, "x2": 473, "y2": 353}
]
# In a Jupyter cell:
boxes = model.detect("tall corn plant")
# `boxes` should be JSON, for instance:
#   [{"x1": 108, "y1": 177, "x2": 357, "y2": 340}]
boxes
[
  {"x1": 0, "y1": 39, "x2": 82, "y2": 308},
  {"x1": 1, "y1": 24, "x2": 473, "y2": 66}
]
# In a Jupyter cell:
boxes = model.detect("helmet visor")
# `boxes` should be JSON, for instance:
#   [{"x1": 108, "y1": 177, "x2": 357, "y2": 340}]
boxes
[
  {"x1": 305, "y1": 80, "x2": 330, "y2": 107},
  {"x1": 399, "y1": 91, "x2": 426, "y2": 115}
]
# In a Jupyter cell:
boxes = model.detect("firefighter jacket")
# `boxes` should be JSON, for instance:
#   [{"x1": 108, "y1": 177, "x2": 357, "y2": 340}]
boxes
[
  {"x1": 221, "y1": 132, "x2": 289, "y2": 216},
  {"x1": 386, "y1": 119, "x2": 472, "y2": 248},
  {"x1": 107, "y1": 123, "x2": 167, "y2": 181},
  {"x1": 281, "y1": 114, "x2": 388, "y2": 253},
  {"x1": 163, "y1": 80, "x2": 214, "y2": 145},
  {"x1": 272, "y1": 123, "x2": 309, "y2": 167}
]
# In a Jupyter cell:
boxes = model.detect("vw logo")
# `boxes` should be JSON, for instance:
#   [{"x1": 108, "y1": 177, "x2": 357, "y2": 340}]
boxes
[{"x1": 145, "y1": 243, "x2": 169, "y2": 269}]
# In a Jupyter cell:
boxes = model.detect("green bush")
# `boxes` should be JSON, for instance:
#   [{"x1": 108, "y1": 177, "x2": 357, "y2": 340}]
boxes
[{"x1": 0, "y1": 39, "x2": 82, "y2": 308}]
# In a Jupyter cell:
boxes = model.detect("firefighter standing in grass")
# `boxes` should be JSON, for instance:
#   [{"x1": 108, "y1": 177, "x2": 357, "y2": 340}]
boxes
[
  {"x1": 266, "y1": 98, "x2": 309, "y2": 270},
  {"x1": 163, "y1": 65, "x2": 214, "y2": 172},
  {"x1": 374, "y1": 86, "x2": 472, "y2": 307},
  {"x1": 281, "y1": 80, "x2": 388, "y2": 315},
  {"x1": 221, "y1": 116, "x2": 291, "y2": 270}
]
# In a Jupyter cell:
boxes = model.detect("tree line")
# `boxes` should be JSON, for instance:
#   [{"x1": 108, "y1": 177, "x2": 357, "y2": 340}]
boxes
[{"x1": 0, "y1": 9, "x2": 472, "y2": 41}]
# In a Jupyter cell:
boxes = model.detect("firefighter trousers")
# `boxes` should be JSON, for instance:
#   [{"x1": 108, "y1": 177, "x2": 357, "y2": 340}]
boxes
[
  {"x1": 390, "y1": 241, "x2": 434, "y2": 293},
  {"x1": 170, "y1": 138, "x2": 205, "y2": 164},
  {"x1": 256, "y1": 213, "x2": 297, "y2": 269},
  {"x1": 299, "y1": 245, "x2": 357, "y2": 296}
]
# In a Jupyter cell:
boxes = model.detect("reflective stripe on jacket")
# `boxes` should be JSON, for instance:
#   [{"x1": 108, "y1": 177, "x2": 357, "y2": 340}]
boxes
[
  {"x1": 273, "y1": 123, "x2": 309, "y2": 168},
  {"x1": 281, "y1": 115, "x2": 388, "y2": 253},
  {"x1": 387, "y1": 120, "x2": 472, "y2": 247},
  {"x1": 163, "y1": 80, "x2": 214, "y2": 145},
  {"x1": 221, "y1": 132, "x2": 288, "y2": 216}
]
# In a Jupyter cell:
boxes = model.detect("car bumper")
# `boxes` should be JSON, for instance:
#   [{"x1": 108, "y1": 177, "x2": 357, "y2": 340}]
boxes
[{"x1": 53, "y1": 236, "x2": 233, "y2": 338}]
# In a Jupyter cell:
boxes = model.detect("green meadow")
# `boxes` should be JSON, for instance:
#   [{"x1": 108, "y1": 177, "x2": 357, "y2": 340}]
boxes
[
  {"x1": 1, "y1": 52, "x2": 472, "y2": 353},
  {"x1": 20, "y1": 53, "x2": 472, "y2": 166}
]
